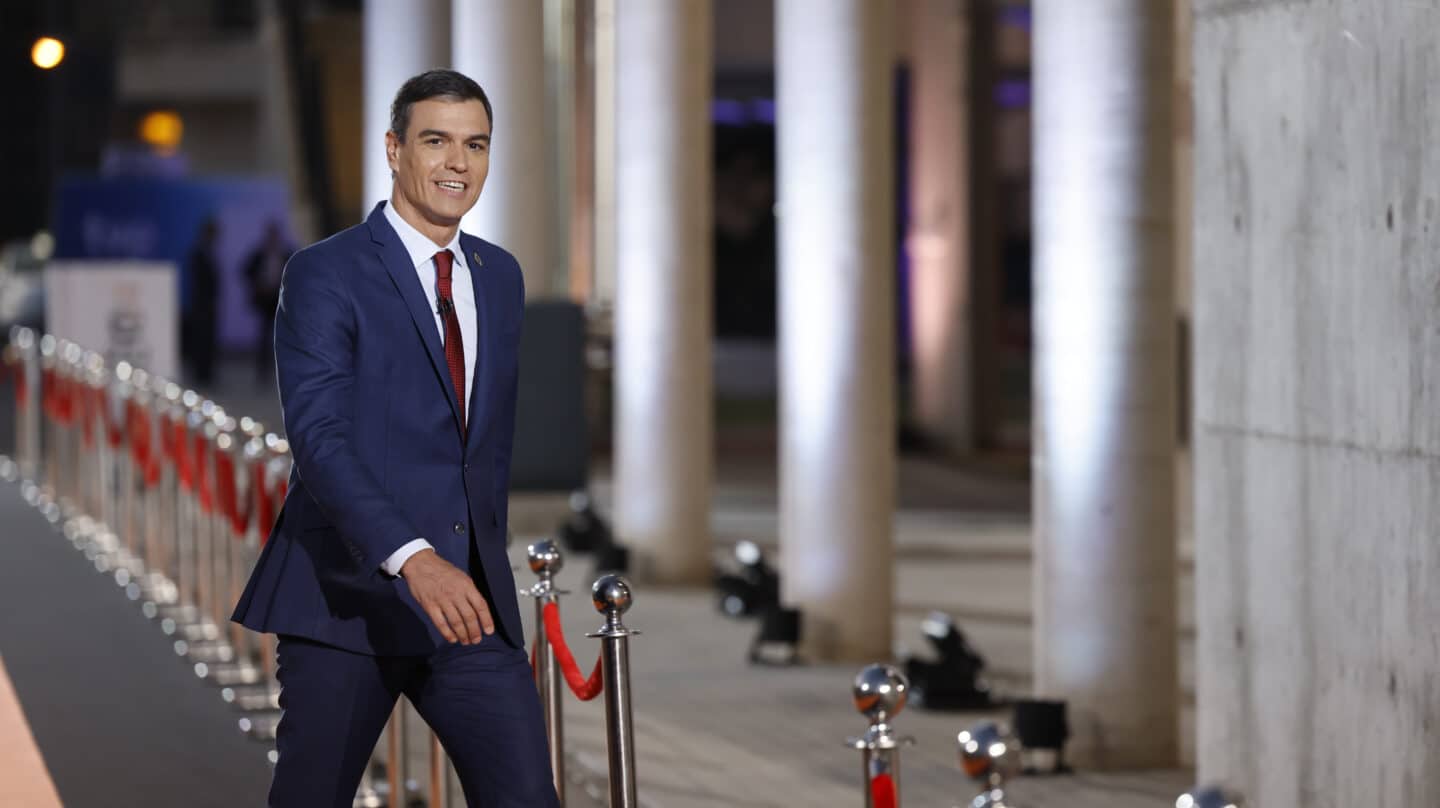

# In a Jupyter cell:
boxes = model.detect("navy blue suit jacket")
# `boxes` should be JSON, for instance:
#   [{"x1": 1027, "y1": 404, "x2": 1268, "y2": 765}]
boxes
[{"x1": 232, "y1": 202, "x2": 525, "y2": 655}]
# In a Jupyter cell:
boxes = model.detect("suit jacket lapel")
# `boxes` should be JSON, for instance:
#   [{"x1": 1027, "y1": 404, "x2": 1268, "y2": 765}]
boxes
[
  {"x1": 461, "y1": 234, "x2": 493, "y2": 449},
  {"x1": 366, "y1": 204, "x2": 464, "y2": 435}
]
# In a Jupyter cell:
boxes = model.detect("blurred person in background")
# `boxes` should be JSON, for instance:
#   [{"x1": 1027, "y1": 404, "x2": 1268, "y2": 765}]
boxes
[
  {"x1": 242, "y1": 220, "x2": 293, "y2": 383},
  {"x1": 231, "y1": 69, "x2": 556, "y2": 807},
  {"x1": 182, "y1": 217, "x2": 220, "y2": 386}
]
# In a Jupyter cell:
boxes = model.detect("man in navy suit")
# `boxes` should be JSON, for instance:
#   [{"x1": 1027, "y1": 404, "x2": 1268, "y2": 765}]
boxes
[{"x1": 232, "y1": 69, "x2": 558, "y2": 807}]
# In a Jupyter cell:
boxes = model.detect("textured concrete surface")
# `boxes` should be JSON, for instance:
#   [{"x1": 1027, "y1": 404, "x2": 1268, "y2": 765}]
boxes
[{"x1": 1194, "y1": 1, "x2": 1440, "y2": 804}]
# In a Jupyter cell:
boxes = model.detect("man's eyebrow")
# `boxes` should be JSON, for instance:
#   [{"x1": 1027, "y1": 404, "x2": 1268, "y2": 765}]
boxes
[{"x1": 414, "y1": 129, "x2": 491, "y2": 143}]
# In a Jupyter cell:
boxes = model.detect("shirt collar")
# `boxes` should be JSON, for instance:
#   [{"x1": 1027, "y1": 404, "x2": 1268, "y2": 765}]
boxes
[{"x1": 383, "y1": 200, "x2": 464, "y2": 270}]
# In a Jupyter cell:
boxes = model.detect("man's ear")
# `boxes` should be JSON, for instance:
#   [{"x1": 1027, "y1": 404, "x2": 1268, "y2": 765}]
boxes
[{"x1": 385, "y1": 130, "x2": 400, "y2": 172}]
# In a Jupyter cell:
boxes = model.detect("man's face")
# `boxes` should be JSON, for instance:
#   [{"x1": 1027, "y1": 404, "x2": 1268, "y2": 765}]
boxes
[{"x1": 386, "y1": 97, "x2": 491, "y2": 231}]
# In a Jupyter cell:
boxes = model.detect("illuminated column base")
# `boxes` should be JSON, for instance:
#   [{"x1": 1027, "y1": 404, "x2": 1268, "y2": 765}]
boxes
[
  {"x1": 776, "y1": 0, "x2": 895, "y2": 662},
  {"x1": 1032, "y1": 0, "x2": 1179, "y2": 768},
  {"x1": 611, "y1": 0, "x2": 713, "y2": 584},
  {"x1": 363, "y1": 0, "x2": 448, "y2": 210},
  {"x1": 454, "y1": 2, "x2": 550, "y2": 296}
]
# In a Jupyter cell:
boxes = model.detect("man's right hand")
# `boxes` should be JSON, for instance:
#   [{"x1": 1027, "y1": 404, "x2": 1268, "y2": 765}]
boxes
[{"x1": 398, "y1": 549, "x2": 495, "y2": 644}]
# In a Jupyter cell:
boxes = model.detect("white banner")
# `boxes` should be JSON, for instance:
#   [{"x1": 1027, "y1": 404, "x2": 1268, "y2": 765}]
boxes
[{"x1": 44, "y1": 261, "x2": 179, "y2": 379}]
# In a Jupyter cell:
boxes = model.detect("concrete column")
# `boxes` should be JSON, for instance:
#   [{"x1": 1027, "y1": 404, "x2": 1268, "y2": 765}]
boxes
[
  {"x1": 543, "y1": 0, "x2": 577, "y2": 298},
  {"x1": 1032, "y1": 0, "x2": 1178, "y2": 768},
  {"x1": 363, "y1": 0, "x2": 449, "y2": 211},
  {"x1": 906, "y1": 0, "x2": 972, "y2": 454},
  {"x1": 776, "y1": 0, "x2": 895, "y2": 662},
  {"x1": 454, "y1": 0, "x2": 550, "y2": 296},
  {"x1": 590, "y1": 0, "x2": 618, "y2": 308},
  {"x1": 611, "y1": 0, "x2": 712, "y2": 584}
]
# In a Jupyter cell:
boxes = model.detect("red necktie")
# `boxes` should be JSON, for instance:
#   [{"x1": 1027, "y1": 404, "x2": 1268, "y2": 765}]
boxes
[{"x1": 434, "y1": 250, "x2": 466, "y2": 433}]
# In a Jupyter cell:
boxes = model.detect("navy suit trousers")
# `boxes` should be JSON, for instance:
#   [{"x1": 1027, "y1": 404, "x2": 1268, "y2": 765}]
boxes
[{"x1": 268, "y1": 634, "x2": 558, "y2": 808}]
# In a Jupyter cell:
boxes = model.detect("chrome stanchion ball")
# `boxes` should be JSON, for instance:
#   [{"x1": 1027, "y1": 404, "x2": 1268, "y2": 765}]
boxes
[
  {"x1": 1178, "y1": 785, "x2": 1245, "y2": 808},
  {"x1": 958, "y1": 721, "x2": 1006, "y2": 780},
  {"x1": 592, "y1": 574, "x2": 633, "y2": 617},
  {"x1": 852, "y1": 663, "x2": 909, "y2": 726},
  {"x1": 527, "y1": 539, "x2": 564, "y2": 577}
]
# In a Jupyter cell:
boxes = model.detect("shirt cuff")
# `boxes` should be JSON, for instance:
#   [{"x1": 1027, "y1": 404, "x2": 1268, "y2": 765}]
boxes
[{"x1": 381, "y1": 538, "x2": 434, "y2": 577}]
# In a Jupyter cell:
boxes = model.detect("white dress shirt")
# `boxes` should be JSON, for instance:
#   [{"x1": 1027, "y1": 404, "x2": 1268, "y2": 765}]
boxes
[{"x1": 378, "y1": 201, "x2": 479, "y2": 576}]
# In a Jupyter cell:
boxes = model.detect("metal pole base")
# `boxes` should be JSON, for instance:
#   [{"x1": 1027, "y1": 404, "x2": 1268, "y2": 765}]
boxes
[
  {"x1": 222, "y1": 682, "x2": 281, "y2": 712},
  {"x1": 176, "y1": 638, "x2": 235, "y2": 664},
  {"x1": 201, "y1": 660, "x2": 263, "y2": 687},
  {"x1": 179, "y1": 619, "x2": 223, "y2": 643},
  {"x1": 239, "y1": 711, "x2": 282, "y2": 741}
]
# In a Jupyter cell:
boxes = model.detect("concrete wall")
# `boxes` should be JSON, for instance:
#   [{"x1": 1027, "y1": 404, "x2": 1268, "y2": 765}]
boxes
[{"x1": 1194, "y1": 2, "x2": 1440, "y2": 804}]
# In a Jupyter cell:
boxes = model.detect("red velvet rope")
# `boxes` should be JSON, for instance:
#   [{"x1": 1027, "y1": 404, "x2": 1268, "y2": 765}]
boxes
[
  {"x1": 869, "y1": 773, "x2": 897, "y2": 808},
  {"x1": 539, "y1": 602, "x2": 604, "y2": 701},
  {"x1": 214, "y1": 449, "x2": 238, "y2": 534}
]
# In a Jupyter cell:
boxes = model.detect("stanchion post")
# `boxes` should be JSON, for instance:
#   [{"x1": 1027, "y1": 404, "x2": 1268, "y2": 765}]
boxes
[
  {"x1": 587, "y1": 574, "x2": 639, "y2": 808},
  {"x1": 37, "y1": 335, "x2": 58, "y2": 507},
  {"x1": 80, "y1": 352, "x2": 104, "y2": 518},
  {"x1": 387, "y1": 706, "x2": 408, "y2": 808},
  {"x1": 524, "y1": 539, "x2": 569, "y2": 804},
  {"x1": 149, "y1": 381, "x2": 185, "y2": 611},
  {"x1": 847, "y1": 664, "x2": 915, "y2": 808},
  {"x1": 169, "y1": 390, "x2": 205, "y2": 632},
  {"x1": 429, "y1": 734, "x2": 452, "y2": 808},
  {"x1": 8, "y1": 328, "x2": 38, "y2": 483},
  {"x1": 1, "y1": 333, "x2": 22, "y2": 482}
]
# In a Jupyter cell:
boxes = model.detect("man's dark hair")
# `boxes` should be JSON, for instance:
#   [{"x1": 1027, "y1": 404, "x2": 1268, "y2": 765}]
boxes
[{"x1": 389, "y1": 69, "x2": 493, "y2": 142}]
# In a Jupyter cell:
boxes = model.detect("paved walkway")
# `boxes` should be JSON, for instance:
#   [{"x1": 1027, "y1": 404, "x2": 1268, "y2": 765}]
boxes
[
  {"x1": 518, "y1": 554, "x2": 1191, "y2": 808},
  {"x1": 510, "y1": 468, "x2": 1196, "y2": 808}
]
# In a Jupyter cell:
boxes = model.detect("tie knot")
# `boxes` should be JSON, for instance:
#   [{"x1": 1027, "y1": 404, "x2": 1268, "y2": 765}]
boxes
[{"x1": 434, "y1": 250, "x2": 453, "y2": 281}]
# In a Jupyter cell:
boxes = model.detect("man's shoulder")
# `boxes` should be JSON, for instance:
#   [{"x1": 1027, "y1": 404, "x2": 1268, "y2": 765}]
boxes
[
  {"x1": 294, "y1": 220, "x2": 373, "y2": 264},
  {"x1": 459, "y1": 232, "x2": 524, "y2": 286}
]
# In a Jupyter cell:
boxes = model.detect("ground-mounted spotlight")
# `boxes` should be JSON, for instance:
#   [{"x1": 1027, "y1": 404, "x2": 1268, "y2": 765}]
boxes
[
  {"x1": 747, "y1": 604, "x2": 803, "y2": 667},
  {"x1": 1177, "y1": 784, "x2": 1245, "y2": 808},
  {"x1": 593, "y1": 541, "x2": 630, "y2": 575},
  {"x1": 903, "y1": 612, "x2": 994, "y2": 710},
  {"x1": 1011, "y1": 698, "x2": 1070, "y2": 774},
  {"x1": 556, "y1": 490, "x2": 629, "y2": 573},
  {"x1": 712, "y1": 540, "x2": 780, "y2": 618},
  {"x1": 557, "y1": 490, "x2": 613, "y2": 552},
  {"x1": 709, "y1": 540, "x2": 802, "y2": 665}
]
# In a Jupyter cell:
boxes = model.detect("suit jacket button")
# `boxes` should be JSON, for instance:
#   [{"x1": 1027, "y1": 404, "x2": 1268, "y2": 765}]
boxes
[{"x1": 453, "y1": 521, "x2": 465, "y2": 534}]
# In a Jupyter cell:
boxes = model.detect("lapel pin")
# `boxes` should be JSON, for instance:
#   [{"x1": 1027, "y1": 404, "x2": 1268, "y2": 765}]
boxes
[{"x1": 472, "y1": 251, "x2": 483, "y2": 267}]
